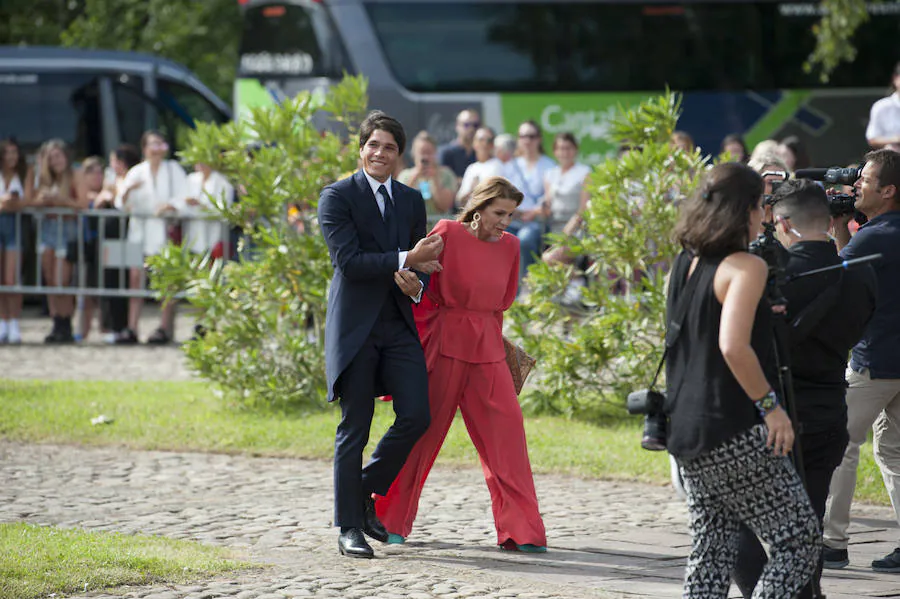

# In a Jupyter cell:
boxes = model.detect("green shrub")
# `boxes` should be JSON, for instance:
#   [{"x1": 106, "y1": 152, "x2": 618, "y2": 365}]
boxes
[
  {"x1": 508, "y1": 91, "x2": 708, "y2": 421},
  {"x1": 148, "y1": 75, "x2": 368, "y2": 410}
]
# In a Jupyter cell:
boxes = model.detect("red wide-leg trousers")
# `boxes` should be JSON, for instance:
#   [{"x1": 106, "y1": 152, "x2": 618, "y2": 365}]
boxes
[{"x1": 376, "y1": 354, "x2": 547, "y2": 547}]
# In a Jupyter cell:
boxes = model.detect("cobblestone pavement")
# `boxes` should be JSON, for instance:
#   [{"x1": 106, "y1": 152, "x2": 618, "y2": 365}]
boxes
[
  {"x1": 3, "y1": 312, "x2": 900, "y2": 598},
  {"x1": 4, "y1": 442, "x2": 900, "y2": 599}
]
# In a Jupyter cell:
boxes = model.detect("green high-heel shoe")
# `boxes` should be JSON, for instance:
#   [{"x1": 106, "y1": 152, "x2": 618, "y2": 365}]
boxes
[
  {"x1": 387, "y1": 533, "x2": 406, "y2": 544},
  {"x1": 499, "y1": 539, "x2": 547, "y2": 553}
]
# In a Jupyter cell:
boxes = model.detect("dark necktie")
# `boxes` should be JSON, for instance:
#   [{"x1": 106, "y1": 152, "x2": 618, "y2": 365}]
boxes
[{"x1": 379, "y1": 184, "x2": 398, "y2": 249}]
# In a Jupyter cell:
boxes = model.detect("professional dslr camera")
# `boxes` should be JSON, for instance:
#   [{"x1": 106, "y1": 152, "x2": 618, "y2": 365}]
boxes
[
  {"x1": 794, "y1": 165, "x2": 863, "y2": 218},
  {"x1": 626, "y1": 389, "x2": 667, "y2": 451}
]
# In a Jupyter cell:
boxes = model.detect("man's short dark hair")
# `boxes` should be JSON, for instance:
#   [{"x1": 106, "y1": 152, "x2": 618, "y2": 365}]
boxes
[
  {"x1": 864, "y1": 149, "x2": 900, "y2": 200},
  {"x1": 771, "y1": 179, "x2": 830, "y2": 231},
  {"x1": 359, "y1": 110, "x2": 406, "y2": 155}
]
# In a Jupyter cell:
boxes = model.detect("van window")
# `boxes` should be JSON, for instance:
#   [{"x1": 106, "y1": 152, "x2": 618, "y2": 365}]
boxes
[
  {"x1": 158, "y1": 79, "x2": 229, "y2": 126},
  {"x1": 112, "y1": 75, "x2": 148, "y2": 149},
  {"x1": 0, "y1": 73, "x2": 102, "y2": 159}
]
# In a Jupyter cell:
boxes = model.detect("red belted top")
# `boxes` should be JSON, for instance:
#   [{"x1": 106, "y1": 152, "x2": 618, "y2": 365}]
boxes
[{"x1": 414, "y1": 219, "x2": 520, "y2": 366}]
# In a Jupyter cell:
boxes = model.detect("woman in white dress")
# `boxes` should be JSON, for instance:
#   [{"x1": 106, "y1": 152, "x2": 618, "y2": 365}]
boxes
[
  {"x1": 115, "y1": 131, "x2": 188, "y2": 344},
  {"x1": 183, "y1": 162, "x2": 234, "y2": 257}
]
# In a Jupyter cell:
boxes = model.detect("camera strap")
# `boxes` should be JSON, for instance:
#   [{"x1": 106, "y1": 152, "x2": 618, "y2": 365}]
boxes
[{"x1": 648, "y1": 254, "x2": 704, "y2": 391}]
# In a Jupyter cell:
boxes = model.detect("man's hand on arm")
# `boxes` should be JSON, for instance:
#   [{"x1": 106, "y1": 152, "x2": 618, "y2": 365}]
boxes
[
  {"x1": 404, "y1": 234, "x2": 444, "y2": 274},
  {"x1": 394, "y1": 270, "x2": 424, "y2": 302}
]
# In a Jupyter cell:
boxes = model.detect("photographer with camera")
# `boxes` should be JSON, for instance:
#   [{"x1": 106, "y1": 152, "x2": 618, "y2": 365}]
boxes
[
  {"x1": 665, "y1": 162, "x2": 819, "y2": 598},
  {"x1": 730, "y1": 179, "x2": 876, "y2": 598},
  {"x1": 822, "y1": 149, "x2": 900, "y2": 572}
]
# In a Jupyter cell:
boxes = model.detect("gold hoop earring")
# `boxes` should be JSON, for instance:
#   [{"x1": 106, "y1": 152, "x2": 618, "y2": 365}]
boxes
[{"x1": 470, "y1": 212, "x2": 481, "y2": 231}]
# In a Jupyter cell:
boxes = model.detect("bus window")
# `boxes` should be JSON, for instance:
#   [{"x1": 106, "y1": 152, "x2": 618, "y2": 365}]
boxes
[
  {"x1": 238, "y1": 2, "x2": 347, "y2": 78},
  {"x1": 0, "y1": 73, "x2": 102, "y2": 159},
  {"x1": 364, "y1": 2, "x2": 900, "y2": 93}
]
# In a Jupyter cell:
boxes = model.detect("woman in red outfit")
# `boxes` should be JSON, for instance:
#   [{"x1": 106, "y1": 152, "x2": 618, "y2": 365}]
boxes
[{"x1": 376, "y1": 176, "x2": 547, "y2": 553}]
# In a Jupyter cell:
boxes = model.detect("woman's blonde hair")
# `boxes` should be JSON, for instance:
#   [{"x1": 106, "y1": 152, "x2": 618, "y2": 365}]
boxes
[
  {"x1": 457, "y1": 176, "x2": 523, "y2": 223},
  {"x1": 748, "y1": 152, "x2": 790, "y2": 175},
  {"x1": 748, "y1": 139, "x2": 779, "y2": 164},
  {"x1": 38, "y1": 138, "x2": 73, "y2": 198}
]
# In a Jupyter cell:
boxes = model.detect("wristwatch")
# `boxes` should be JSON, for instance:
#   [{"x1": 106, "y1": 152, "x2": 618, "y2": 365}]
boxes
[{"x1": 753, "y1": 390, "x2": 779, "y2": 417}]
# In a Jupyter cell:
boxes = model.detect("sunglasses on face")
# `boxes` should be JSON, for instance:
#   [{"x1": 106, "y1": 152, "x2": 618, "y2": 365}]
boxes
[{"x1": 461, "y1": 121, "x2": 481, "y2": 129}]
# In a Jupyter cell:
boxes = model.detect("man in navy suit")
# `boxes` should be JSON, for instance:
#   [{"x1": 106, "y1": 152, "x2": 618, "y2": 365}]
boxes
[{"x1": 318, "y1": 111, "x2": 444, "y2": 558}]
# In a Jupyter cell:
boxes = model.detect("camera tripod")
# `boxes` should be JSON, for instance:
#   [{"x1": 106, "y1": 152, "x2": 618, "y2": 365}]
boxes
[{"x1": 755, "y1": 223, "x2": 881, "y2": 599}]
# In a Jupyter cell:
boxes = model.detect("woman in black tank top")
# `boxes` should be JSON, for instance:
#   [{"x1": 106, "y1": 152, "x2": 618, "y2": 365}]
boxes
[{"x1": 666, "y1": 163, "x2": 819, "y2": 599}]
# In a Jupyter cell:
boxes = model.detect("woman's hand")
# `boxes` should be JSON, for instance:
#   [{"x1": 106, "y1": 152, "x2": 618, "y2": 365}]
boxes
[
  {"x1": 764, "y1": 406, "x2": 794, "y2": 456},
  {"x1": 35, "y1": 191, "x2": 57, "y2": 207},
  {"x1": 155, "y1": 203, "x2": 177, "y2": 217},
  {"x1": 94, "y1": 189, "x2": 115, "y2": 208}
]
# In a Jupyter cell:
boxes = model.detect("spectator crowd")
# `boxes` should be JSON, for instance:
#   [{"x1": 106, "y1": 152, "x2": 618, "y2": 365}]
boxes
[
  {"x1": 0, "y1": 131, "x2": 233, "y2": 346},
  {"x1": 3, "y1": 58, "x2": 899, "y2": 347}
]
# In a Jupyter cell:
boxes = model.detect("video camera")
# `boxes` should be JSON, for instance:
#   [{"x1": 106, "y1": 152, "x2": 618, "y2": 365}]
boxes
[
  {"x1": 795, "y1": 165, "x2": 863, "y2": 218},
  {"x1": 795, "y1": 166, "x2": 862, "y2": 186}
]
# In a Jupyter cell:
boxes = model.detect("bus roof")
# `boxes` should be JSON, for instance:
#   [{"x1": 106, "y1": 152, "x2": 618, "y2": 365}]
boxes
[{"x1": 0, "y1": 46, "x2": 231, "y2": 118}]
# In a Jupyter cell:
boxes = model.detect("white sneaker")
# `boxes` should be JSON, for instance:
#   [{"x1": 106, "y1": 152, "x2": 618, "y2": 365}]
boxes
[{"x1": 7, "y1": 320, "x2": 21, "y2": 345}]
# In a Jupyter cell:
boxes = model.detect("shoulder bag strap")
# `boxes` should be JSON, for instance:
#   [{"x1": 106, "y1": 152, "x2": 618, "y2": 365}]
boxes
[{"x1": 648, "y1": 257, "x2": 704, "y2": 390}]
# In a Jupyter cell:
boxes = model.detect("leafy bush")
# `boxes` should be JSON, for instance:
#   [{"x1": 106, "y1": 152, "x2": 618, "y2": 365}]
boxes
[
  {"x1": 149, "y1": 75, "x2": 368, "y2": 411},
  {"x1": 507, "y1": 91, "x2": 707, "y2": 421}
]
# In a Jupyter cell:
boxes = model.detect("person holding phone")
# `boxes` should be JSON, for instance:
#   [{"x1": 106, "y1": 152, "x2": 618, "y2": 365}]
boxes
[{"x1": 398, "y1": 131, "x2": 458, "y2": 218}]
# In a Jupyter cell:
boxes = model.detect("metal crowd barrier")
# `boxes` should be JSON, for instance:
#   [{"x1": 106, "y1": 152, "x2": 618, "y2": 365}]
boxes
[
  {"x1": 0, "y1": 208, "x2": 455, "y2": 301},
  {"x1": 0, "y1": 208, "x2": 233, "y2": 299}
]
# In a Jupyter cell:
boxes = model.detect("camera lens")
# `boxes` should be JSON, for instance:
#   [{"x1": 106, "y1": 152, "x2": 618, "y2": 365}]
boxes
[{"x1": 641, "y1": 413, "x2": 668, "y2": 451}]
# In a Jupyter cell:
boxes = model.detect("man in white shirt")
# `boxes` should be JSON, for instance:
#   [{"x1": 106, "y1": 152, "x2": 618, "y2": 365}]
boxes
[{"x1": 867, "y1": 63, "x2": 900, "y2": 151}]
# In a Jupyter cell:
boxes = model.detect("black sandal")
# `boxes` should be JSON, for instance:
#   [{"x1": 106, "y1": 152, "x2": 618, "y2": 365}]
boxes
[
  {"x1": 146, "y1": 328, "x2": 171, "y2": 345},
  {"x1": 115, "y1": 328, "x2": 139, "y2": 345}
]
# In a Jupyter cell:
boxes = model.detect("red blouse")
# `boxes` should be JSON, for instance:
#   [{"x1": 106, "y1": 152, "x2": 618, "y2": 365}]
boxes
[{"x1": 415, "y1": 219, "x2": 520, "y2": 365}]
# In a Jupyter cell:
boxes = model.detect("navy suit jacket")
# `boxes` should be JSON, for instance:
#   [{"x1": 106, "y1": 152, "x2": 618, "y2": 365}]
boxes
[{"x1": 318, "y1": 170, "x2": 428, "y2": 402}]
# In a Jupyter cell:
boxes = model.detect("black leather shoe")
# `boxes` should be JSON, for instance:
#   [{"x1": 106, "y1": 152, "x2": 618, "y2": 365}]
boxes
[
  {"x1": 363, "y1": 496, "x2": 389, "y2": 543},
  {"x1": 338, "y1": 528, "x2": 374, "y2": 558}
]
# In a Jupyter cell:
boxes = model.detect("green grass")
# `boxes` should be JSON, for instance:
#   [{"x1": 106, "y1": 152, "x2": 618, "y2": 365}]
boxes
[
  {"x1": 0, "y1": 522, "x2": 248, "y2": 599},
  {"x1": 0, "y1": 379, "x2": 889, "y2": 504}
]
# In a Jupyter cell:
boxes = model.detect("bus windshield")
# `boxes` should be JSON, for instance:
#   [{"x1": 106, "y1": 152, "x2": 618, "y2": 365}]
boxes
[{"x1": 238, "y1": 1, "x2": 347, "y2": 78}]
